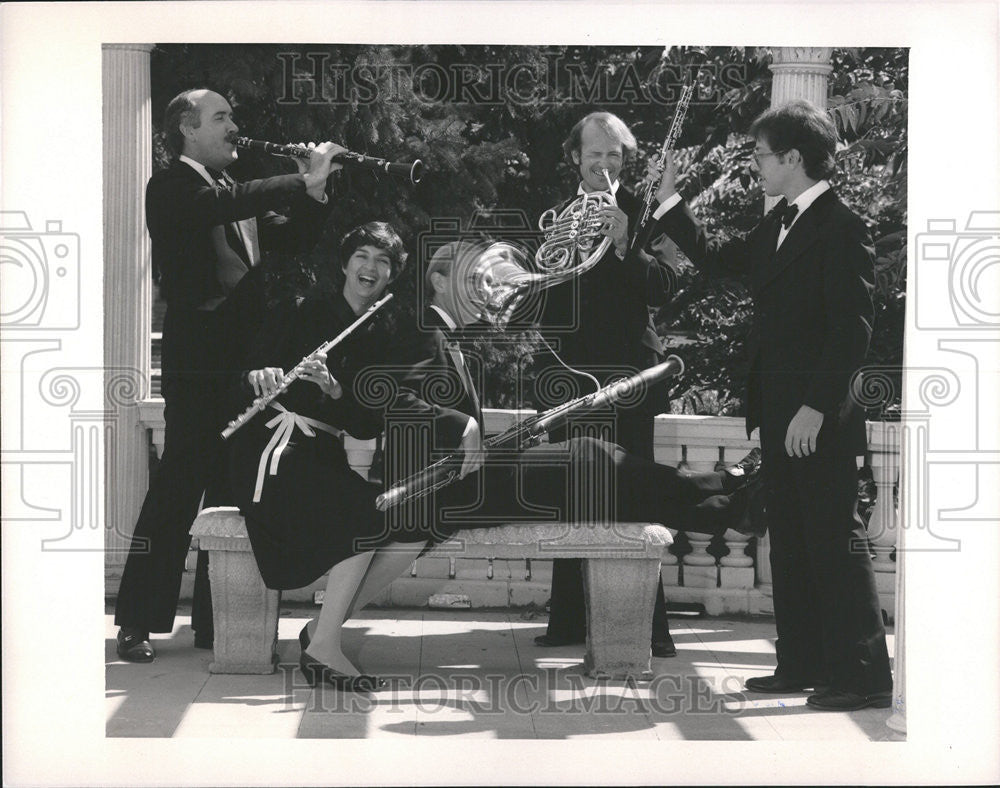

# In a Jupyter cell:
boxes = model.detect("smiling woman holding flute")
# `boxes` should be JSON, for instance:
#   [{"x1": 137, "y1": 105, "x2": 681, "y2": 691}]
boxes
[{"x1": 226, "y1": 221, "x2": 419, "y2": 691}]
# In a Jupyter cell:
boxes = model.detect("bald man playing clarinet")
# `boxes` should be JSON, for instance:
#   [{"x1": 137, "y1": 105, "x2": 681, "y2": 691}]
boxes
[{"x1": 114, "y1": 88, "x2": 345, "y2": 663}]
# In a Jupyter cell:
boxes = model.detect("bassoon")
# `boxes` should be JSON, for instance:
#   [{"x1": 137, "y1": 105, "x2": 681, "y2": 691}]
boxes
[{"x1": 374, "y1": 355, "x2": 684, "y2": 511}]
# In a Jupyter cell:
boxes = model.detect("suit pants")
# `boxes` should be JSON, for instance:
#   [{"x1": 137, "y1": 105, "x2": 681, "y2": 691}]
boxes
[
  {"x1": 542, "y1": 407, "x2": 671, "y2": 643},
  {"x1": 763, "y1": 444, "x2": 892, "y2": 694},
  {"x1": 114, "y1": 309, "x2": 230, "y2": 634}
]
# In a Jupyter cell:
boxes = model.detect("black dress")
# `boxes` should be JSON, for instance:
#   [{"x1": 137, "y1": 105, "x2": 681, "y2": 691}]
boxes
[{"x1": 228, "y1": 292, "x2": 404, "y2": 590}]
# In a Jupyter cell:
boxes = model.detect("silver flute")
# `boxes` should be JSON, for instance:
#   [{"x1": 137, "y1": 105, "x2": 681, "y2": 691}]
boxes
[{"x1": 221, "y1": 293, "x2": 393, "y2": 439}]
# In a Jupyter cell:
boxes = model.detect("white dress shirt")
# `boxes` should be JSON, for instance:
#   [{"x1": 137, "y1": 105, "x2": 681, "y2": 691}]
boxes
[{"x1": 776, "y1": 180, "x2": 830, "y2": 249}]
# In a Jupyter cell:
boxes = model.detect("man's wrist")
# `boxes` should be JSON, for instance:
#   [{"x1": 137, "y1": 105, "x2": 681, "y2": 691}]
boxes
[{"x1": 302, "y1": 172, "x2": 329, "y2": 202}]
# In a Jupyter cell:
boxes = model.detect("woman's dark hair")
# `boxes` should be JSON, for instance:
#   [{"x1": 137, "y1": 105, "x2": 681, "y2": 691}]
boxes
[
  {"x1": 163, "y1": 89, "x2": 205, "y2": 159},
  {"x1": 339, "y1": 221, "x2": 408, "y2": 280},
  {"x1": 749, "y1": 99, "x2": 838, "y2": 180}
]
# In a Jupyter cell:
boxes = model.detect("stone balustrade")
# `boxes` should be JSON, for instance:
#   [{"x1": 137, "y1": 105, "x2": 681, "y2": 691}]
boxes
[{"x1": 129, "y1": 402, "x2": 899, "y2": 621}]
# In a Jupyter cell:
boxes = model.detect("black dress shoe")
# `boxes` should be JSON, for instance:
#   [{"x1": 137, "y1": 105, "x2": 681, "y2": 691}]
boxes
[
  {"x1": 722, "y1": 447, "x2": 762, "y2": 494},
  {"x1": 806, "y1": 688, "x2": 892, "y2": 711},
  {"x1": 116, "y1": 627, "x2": 155, "y2": 663},
  {"x1": 298, "y1": 651, "x2": 386, "y2": 692},
  {"x1": 744, "y1": 674, "x2": 825, "y2": 693},
  {"x1": 651, "y1": 638, "x2": 677, "y2": 658},
  {"x1": 534, "y1": 634, "x2": 584, "y2": 647}
]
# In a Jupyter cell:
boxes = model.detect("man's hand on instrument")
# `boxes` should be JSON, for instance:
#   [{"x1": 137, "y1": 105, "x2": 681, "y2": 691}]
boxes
[
  {"x1": 785, "y1": 404, "x2": 824, "y2": 458},
  {"x1": 458, "y1": 417, "x2": 485, "y2": 479},
  {"x1": 248, "y1": 367, "x2": 285, "y2": 398},
  {"x1": 597, "y1": 205, "x2": 630, "y2": 254},
  {"x1": 294, "y1": 350, "x2": 343, "y2": 399},
  {"x1": 300, "y1": 141, "x2": 349, "y2": 200},
  {"x1": 654, "y1": 151, "x2": 678, "y2": 204}
]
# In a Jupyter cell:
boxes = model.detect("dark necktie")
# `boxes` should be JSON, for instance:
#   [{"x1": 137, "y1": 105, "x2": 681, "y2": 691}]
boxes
[
  {"x1": 443, "y1": 333, "x2": 480, "y2": 414},
  {"x1": 780, "y1": 201, "x2": 799, "y2": 229},
  {"x1": 206, "y1": 167, "x2": 261, "y2": 269}
]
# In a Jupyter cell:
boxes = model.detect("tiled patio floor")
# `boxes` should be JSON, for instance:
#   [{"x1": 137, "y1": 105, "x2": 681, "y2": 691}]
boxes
[{"x1": 106, "y1": 605, "x2": 900, "y2": 741}]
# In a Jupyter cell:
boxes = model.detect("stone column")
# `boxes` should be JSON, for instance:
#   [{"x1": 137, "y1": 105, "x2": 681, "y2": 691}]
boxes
[
  {"x1": 102, "y1": 44, "x2": 154, "y2": 574},
  {"x1": 769, "y1": 47, "x2": 834, "y2": 109}
]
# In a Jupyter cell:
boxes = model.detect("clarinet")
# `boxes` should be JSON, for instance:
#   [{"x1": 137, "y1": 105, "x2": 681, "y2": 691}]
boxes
[
  {"x1": 630, "y1": 83, "x2": 695, "y2": 253},
  {"x1": 221, "y1": 293, "x2": 393, "y2": 439},
  {"x1": 374, "y1": 355, "x2": 684, "y2": 511},
  {"x1": 232, "y1": 136, "x2": 424, "y2": 185}
]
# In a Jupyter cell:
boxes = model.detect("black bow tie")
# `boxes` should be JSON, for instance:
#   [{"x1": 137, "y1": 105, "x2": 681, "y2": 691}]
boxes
[{"x1": 777, "y1": 200, "x2": 799, "y2": 229}]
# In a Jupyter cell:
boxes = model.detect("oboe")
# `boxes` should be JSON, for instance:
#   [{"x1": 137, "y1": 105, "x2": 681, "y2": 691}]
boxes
[
  {"x1": 232, "y1": 136, "x2": 424, "y2": 185},
  {"x1": 630, "y1": 83, "x2": 695, "y2": 252},
  {"x1": 374, "y1": 355, "x2": 684, "y2": 511},
  {"x1": 221, "y1": 293, "x2": 393, "y2": 439}
]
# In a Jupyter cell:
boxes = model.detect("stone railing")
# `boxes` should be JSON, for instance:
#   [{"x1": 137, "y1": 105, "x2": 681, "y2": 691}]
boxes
[{"x1": 131, "y1": 401, "x2": 899, "y2": 620}]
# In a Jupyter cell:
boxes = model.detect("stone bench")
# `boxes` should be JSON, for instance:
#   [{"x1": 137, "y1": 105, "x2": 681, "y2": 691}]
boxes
[{"x1": 191, "y1": 506, "x2": 672, "y2": 680}]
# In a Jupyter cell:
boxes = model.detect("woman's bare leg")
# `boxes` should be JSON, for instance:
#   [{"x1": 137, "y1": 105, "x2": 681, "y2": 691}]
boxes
[
  {"x1": 344, "y1": 541, "x2": 428, "y2": 621},
  {"x1": 304, "y1": 551, "x2": 374, "y2": 675}
]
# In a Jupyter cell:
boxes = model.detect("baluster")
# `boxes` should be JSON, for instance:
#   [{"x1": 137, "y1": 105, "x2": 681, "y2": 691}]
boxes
[
  {"x1": 868, "y1": 451, "x2": 899, "y2": 573},
  {"x1": 719, "y1": 530, "x2": 755, "y2": 590},
  {"x1": 681, "y1": 446, "x2": 720, "y2": 589}
]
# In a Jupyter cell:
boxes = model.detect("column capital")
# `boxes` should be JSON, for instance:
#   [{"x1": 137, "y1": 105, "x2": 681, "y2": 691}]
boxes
[
  {"x1": 766, "y1": 46, "x2": 834, "y2": 111},
  {"x1": 769, "y1": 47, "x2": 835, "y2": 72}
]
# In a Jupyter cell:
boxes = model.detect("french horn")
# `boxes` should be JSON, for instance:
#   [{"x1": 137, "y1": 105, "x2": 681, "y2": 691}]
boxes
[{"x1": 478, "y1": 170, "x2": 619, "y2": 328}]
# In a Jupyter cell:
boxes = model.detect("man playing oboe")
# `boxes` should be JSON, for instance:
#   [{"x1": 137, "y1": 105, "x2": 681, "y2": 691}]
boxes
[
  {"x1": 655, "y1": 99, "x2": 892, "y2": 712},
  {"x1": 114, "y1": 88, "x2": 345, "y2": 663}
]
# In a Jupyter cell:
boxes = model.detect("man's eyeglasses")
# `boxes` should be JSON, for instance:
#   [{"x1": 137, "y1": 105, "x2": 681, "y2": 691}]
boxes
[{"x1": 751, "y1": 149, "x2": 788, "y2": 165}]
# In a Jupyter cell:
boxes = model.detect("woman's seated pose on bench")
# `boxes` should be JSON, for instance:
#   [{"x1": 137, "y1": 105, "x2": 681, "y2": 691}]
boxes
[{"x1": 230, "y1": 230, "x2": 760, "y2": 693}]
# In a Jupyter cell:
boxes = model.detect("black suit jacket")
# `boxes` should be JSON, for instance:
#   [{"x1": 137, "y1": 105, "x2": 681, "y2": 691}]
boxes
[
  {"x1": 538, "y1": 186, "x2": 675, "y2": 369},
  {"x1": 659, "y1": 189, "x2": 875, "y2": 455},
  {"x1": 146, "y1": 160, "x2": 327, "y2": 310},
  {"x1": 388, "y1": 306, "x2": 483, "y2": 455}
]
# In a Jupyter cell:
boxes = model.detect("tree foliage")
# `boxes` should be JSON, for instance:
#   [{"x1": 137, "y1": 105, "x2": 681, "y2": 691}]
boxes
[{"x1": 151, "y1": 44, "x2": 907, "y2": 413}]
